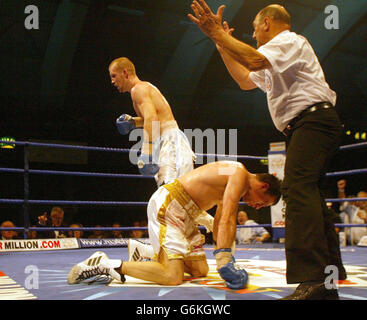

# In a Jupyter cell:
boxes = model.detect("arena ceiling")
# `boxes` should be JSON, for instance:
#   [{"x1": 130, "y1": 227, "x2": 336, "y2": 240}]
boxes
[{"x1": 1, "y1": 0, "x2": 367, "y2": 156}]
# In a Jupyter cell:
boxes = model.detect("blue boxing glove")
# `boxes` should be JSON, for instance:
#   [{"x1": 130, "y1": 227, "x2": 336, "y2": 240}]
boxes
[
  {"x1": 214, "y1": 248, "x2": 248, "y2": 290},
  {"x1": 137, "y1": 153, "x2": 159, "y2": 176},
  {"x1": 219, "y1": 261, "x2": 248, "y2": 290},
  {"x1": 116, "y1": 114, "x2": 136, "y2": 135}
]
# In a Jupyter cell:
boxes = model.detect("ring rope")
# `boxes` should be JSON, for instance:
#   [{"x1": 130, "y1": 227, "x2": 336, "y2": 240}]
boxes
[
  {"x1": 0, "y1": 199, "x2": 148, "y2": 206},
  {"x1": 1, "y1": 223, "x2": 366, "y2": 233},
  {"x1": 1, "y1": 140, "x2": 366, "y2": 239},
  {"x1": 1, "y1": 140, "x2": 129, "y2": 153},
  {"x1": 1, "y1": 140, "x2": 366, "y2": 180},
  {"x1": 196, "y1": 153, "x2": 266, "y2": 160},
  {"x1": 0, "y1": 167, "x2": 152, "y2": 179},
  {"x1": 1, "y1": 166, "x2": 366, "y2": 179},
  {"x1": 1, "y1": 198, "x2": 366, "y2": 206},
  {"x1": 0, "y1": 140, "x2": 266, "y2": 160},
  {"x1": 338, "y1": 141, "x2": 367, "y2": 151},
  {"x1": 324, "y1": 197, "x2": 367, "y2": 203},
  {"x1": 2, "y1": 140, "x2": 367, "y2": 159},
  {"x1": 2, "y1": 140, "x2": 367, "y2": 151},
  {"x1": 325, "y1": 168, "x2": 367, "y2": 177}
]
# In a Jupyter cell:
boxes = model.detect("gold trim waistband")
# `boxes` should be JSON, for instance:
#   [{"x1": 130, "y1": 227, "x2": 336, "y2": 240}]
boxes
[{"x1": 163, "y1": 179, "x2": 202, "y2": 220}]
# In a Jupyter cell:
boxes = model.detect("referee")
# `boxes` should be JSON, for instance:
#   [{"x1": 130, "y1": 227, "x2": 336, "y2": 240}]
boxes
[{"x1": 188, "y1": 1, "x2": 346, "y2": 299}]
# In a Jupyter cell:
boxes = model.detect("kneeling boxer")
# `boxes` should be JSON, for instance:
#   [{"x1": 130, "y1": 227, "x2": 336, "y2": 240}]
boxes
[{"x1": 68, "y1": 161, "x2": 281, "y2": 289}]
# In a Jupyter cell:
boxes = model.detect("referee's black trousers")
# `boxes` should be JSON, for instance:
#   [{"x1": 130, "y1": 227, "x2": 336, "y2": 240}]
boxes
[{"x1": 281, "y1": 107, "x2": 346, "y2": 284}]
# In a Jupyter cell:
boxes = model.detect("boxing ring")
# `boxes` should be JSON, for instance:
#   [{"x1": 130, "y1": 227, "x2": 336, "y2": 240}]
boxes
[{"x1": 1, "y1": 140, "x2": 367, "y2": 301}]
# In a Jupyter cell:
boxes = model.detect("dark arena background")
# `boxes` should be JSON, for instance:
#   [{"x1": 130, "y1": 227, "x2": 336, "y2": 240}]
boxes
[{"x1": 0, "y1": 0, "x2": 367, "y2": 306}]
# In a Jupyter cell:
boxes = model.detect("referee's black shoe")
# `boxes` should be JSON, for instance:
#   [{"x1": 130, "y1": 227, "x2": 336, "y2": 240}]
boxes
[{"x1": 280, "y1": 282, "x2": 339, "y2": 300}]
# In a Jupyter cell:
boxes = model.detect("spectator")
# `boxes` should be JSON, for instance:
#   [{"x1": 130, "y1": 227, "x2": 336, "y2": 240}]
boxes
[
  {"x1": 68, "y1": 223, "x2": 84, "y2": 239},
  {"x1": 337, "y1": 179, "x2": 347, "y2": 201},
  {"x1": 140, "y1": 220, "x2": 149, "y2": 238},
  {"x1": 338, "y1": 180, "x2": 367, "y2": 244},
  {"x1": 130, "y1": 221, "x2": 144, "y2": 239},
  {"x1": 326, "y1": 202, "x2": 342, "y2": 234},
  {"x1": 111, "y1": 222, "x2": 123, "y2": 239},
  {"x1": 28, "y1": 225, "x2": 38, "y2": 239},
  {"x1": 88, "y1": 224, "x2": 105, "y2": 239},
  {"x1": 37, "y1": 207, "x2": 67, "y2": 238},
  {"x1": 356, "y1": 191, "x2": 367, "y2": 212},
  {"x1": 236, "y1": 211, "x2": 270, "y2": 244},
  {"x1": 326, "y1": 202, "x2": 345, "y2": 247},
  {"x1": 1, "y1": 220, "x2": 19, "y2": 240},
  {"x1": 348, "y1": 191, "x2": 367, "y2": 244}
]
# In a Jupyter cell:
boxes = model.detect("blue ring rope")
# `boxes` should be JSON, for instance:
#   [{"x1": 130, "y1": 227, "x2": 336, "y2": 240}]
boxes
[
  {"x1": 1, "y1": 166, "x2": 366, "y2": 179},
  {"x1": 0, "y1": 199, "x2": 148, "y2": 205},
  {"x1": 1, "y1": 198, "x2": 366, "y2": 206},
  {"x1": 1, "y1": 223, "x2": 366, "y2": 233},
  {"x1": 1, "y1": 140, "x2": 366, "y2": 238},
  {"x1": 325, "y1": 168, "x2": 367, "y2": 177},
  {"x1": 324, "y1": 197, "x2": 367, "y2": 203},
  {"x1": 0, "y1": 167, "x2": 153, "y2": 179},
  {"x1": 2, "y1": 140, "x2": 367, "y2": 160},
  {"x1": 0, "y1": 140, "x2": 129, "y2": 153},
  {"x1": 0, "y1": 140, "x2": 265, "y2": 160},
  {"x1": 338, "y1": 141, "x2": 367, "y2": 151},
  {"x1": 1, "y1": 140, "x2": 366, "y2": 154}
]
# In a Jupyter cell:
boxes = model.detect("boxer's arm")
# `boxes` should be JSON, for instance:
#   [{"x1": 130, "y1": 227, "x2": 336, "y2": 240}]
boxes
[
  {"x1": 216, "y1": 171, "x2": 246, "y2": 249},
  {"x1": 141, "y1": 110, "x2": 159, "y2": 155},
  {"x1": 131, "y1": 85, "x2": 159, "y2": 152},
  {"x1": 131, "y1": 84, "x2": 160, "y2": 176},
  {"x1": 195, "y1": 210, "x2": 214, "y2": 233},
  {"x1": 213, "y1": 177, "x2": 249, "y2": 289},
  {"x1": 116, "y1": 114, "x2": 145, "y2": 135},
  {"x1": 213, "y1": 205, "x2": 236, "y2": 252},
  {"x1": 213, "y1": 204, "x2": 222, "y2": 244},
  {"x1": 216, "y1": 198, "x2": 238, "y2": 250},
  {"x1": 132, "y1": 117, "x2": 144, "y2": 128}
]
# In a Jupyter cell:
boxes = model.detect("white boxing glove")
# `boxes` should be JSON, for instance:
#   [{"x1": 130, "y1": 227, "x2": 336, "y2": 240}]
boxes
[{"x1": 195, "y1": 211, "x2": 214, "y2": 233}]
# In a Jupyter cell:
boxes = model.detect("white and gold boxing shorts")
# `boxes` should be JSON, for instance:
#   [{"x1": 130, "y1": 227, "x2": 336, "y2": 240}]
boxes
[{"x1": 147, "y1": 179, "x2": 206, "y2": 260}]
